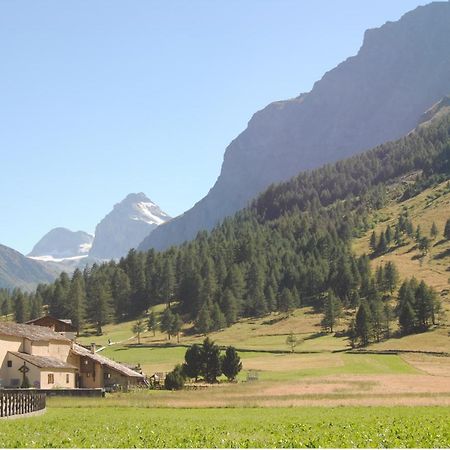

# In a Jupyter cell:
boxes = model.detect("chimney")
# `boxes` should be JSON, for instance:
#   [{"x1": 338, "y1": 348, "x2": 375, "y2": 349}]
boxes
[{"x1": 90, "y1": 343, "x2": 96, "y2": 354}]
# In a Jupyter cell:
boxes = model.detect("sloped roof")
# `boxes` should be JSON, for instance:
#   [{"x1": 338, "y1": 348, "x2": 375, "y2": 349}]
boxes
[
  {"x1": 25, "y1": 315, "x2": 76, "y2": 331},
  {"x1": 71, "y1": 343, "x2": 145, "y2": 378},
  {"x1": 0, "y1": 322, "x2": 70, "y2": 343},
  {"x1": 9, "y1": 352, "x2": 77, "y2": 370}
]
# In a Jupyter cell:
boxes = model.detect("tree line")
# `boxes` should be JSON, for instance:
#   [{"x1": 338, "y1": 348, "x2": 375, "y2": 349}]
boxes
[{"x1": 3, "y1": 112, "x2": 450, "y2": 343}]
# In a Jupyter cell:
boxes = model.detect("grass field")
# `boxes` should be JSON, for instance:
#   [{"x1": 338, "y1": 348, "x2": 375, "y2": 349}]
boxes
[{"x1": 1, "y1": 404, "x2": 449, "y2": 448}]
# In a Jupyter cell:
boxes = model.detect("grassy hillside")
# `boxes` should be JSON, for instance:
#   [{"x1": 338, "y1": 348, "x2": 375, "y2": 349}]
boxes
[
  {"x1": 353, "y1": 179, "x2": 450, "y2": 295},
  {"x1": 76, "y1": 179, "x2": 450, "y2": 383},
  {"x1": 352, "y1": 179, "x2": 450, "y2": 352}
]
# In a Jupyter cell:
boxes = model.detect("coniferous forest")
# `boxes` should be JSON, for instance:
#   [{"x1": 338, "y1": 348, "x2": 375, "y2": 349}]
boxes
[{"x1": 3, "y1": 113, "x2": 450, "y2": 345}]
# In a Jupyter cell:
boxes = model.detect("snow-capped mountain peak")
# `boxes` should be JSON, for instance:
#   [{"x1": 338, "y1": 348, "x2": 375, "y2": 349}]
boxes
[{"x1": 88, "y1": 193, "x2": 171, "y2": 260}]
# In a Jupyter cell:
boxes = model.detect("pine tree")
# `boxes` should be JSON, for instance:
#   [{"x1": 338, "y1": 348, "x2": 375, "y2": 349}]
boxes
[
  {"x1": 211, "y1": 303, "x2": 226, "y2": 331},
  {"x1": 50, "y1": 277, "x2": 69, "y2": 318},
  {"x1": 127, "y1": 249, "x2": 147, "y2": 315},
  {"x1": 384, "y1": 303, "x2": 393, "y2": 339},
  {"x1": 399, "y1": 301, "x2": 416, "y2": 335},
  {"x1": 89, "y1": 281, "x2": 113, "y2": 336},
  {"x1": 222, "y1": 289, "x2": 239, "y2": 325},
  {"x1": 161, "y1": 258, "x2": 176, "y2": 307},
  {"x1": 385, "y1": 225, "x2": 392, "y2": 244},
  {"x1": 68, "y1": 269, "x2": 87, "y2": 335},
  {"x1": 418, "y1": 236, "x2": 431, "y2": 255},
  {"x1": 405, "y1": 219, "x2": 414, "y2": 237},
  {"x1": 444, "y1": 219, "x2": 450, "y2": 240},
  {"x1": 369, "y1": 231, "x2": 377, "y2": 253},
  {"x1": 14, "y1": 292, "x2": 28, "y2": 323},
  {"x1": 415, "y1": 225, "x2": 422, "y2": 242},
  {"x1": 160, "y1": 308, "x2": 174, "y2": 339},
  {"x1": 29, "y1": 293, "x2": 43, "y2": 320},
  {"x1": 278, "y1": 288, "x2": 295, "y2": 313},
  {"x1": 201, "y1": 337, "x2": 222, "y2": 383},
  {"x1": 225, "y1": 265, "x2": 245, "y2": 303},
  {"x1": 415, "y1": 281, "x2": 434, "y2": 329},
  {"x1": 377, "y1": 231, "x2": 388, "y2": 254},
  {"x1": 384, "y1": 261, "x2": 399, "y2": 293},
  {"x1": 147, "y1": 310, "x2": 158, "y2": 336},
  {"x1": 246, "y1": 262, "x2": 267, "y2": 316},
  {"x1": 195, "y1": 303, "x2": 212, "y2": 335},
  {"x1": 394, "y1": 225, "x2": 403, "y2": 246},
  {"x1": 170, "y1": 313, "x2": 183, "y2": 343},
  {"x1": 370, "y1": 297, "x2": 386, "y2": 342},
  {"x1": 430, "y1": 222, "x2": 439, "y2": 239},
  {"x1": 111, "y1": 269, "x2": 131, "y2": 320},
  {"x1": 333, "y1": 258, "x2": 356, "y2": 301},
  {"x1": 321, "y1": 291, "x2": 342, "y2": 333},
  {"x1": 221, "y1": 346, "x2": 242, "y2": 381},
  {"x1": 375, "y1": 265, "x2": 385, "y2": 292},
  {"x1": 265, "y1": 285, "x2": 277, "y2": 311},
  {"x1": 183, "y1": 344, "x2": 203, "y2": 381},
  {"x1": 1, "y1": 297, "x2": 9, "y2": 318},
  {"x1": 132, "y1": 319, "x2": 146, "y2": 344},
  {"x1": 355, "y1": 301, "x2": 372, "y2": 347}
]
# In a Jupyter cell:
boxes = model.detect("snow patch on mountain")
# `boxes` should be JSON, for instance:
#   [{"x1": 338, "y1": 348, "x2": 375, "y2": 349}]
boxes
[{"x1": 132, "y1": 201, "x2": 171, "y2": 225}]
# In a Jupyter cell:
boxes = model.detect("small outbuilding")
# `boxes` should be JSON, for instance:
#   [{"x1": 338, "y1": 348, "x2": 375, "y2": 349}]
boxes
[{"x1": 26, "y1": 315, "x2": 77, "y2": 339}]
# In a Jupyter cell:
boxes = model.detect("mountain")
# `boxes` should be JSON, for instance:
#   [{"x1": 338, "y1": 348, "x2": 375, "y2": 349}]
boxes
[
  {"x1": 0, "y1": 244, "x2": 55, "y2": 291},
  {"x1": 140, "y1": 1, "x2": 450, "y2": 252},
  {"x1": 30, "y1": 100, "x2": 450, "y2": 333},
  {"x1": 89, "y1": 193, "x2": 171, "y2": 260},
  {"x1": 28, "y1": 227, "x2": 93, "y2": 262}
]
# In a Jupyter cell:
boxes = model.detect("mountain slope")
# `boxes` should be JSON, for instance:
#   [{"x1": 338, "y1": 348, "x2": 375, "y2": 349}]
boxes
[
  {"x1": 89, "y1": 193, "x2": 171, "y2": 260},
  {"x1": 140, "y1": 1, "x2": 450, "y2": 251},
  {"x1": 33, "y1": 100, "x2": 450, "y2": 335},
  {"x1": 28, "y1": 227, "x2": 93, "y2": 261},
  {"x1": 353, "y1": 179, "x2": 450, "y2": 303},
  {"x1": 0, "y1": 244, "x2": 55, "y2": 291}
]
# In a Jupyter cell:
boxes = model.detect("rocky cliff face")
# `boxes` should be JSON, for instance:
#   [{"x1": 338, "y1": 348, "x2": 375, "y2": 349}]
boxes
[
  {"x1": 89, "y1": 193, "x2": 170, "y2": 259},
  {"x1": 140, "y1": 1, "x2": 450, "y2": 251}
]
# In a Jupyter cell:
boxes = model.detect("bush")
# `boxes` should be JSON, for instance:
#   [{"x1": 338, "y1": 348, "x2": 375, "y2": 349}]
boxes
[{"x1": 164, "y1": 364, "x2": 186, "y2": 390}]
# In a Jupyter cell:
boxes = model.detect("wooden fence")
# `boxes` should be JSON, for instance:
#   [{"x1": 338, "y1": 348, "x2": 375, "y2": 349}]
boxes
[{"x1": 0, "y1": 390, "x2": 46, "y2": 418}]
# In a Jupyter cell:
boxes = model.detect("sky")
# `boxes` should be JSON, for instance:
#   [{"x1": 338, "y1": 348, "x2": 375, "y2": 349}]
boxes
[{"x1": 0, "y1": 0, "x2": 429, "y2": 254}]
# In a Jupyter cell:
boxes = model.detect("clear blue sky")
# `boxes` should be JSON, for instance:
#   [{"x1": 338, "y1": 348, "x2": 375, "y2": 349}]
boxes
[{"x1": 0, "y1": 0, "x2": 428, "y2": 254}]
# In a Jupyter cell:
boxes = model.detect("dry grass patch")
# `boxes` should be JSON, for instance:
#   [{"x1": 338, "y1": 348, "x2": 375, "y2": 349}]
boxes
[
  {"x1": 402, "y1": 353, "x2": 450, "y2": 376},
  {"x1": 370, "y1": 326, "x2": 450, "y2": 353}
]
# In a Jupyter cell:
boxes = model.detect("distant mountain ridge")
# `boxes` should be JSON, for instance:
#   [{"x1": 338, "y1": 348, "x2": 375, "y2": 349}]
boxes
[
  {"x1": 89, "y1": 193, "x2": 171, "y2": 260},
  {"x1": 140, "y1": 1, "x2": 450, "y2": 251},
  {"x1": 28, "y1": 227, "x2": 93, "y2": 262},
  {"x1": 0, "y1": 244, "x2": 55, "y2": 291}
]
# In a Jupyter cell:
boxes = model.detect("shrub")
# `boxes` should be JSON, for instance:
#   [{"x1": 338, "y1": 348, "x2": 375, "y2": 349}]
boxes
[{"x1": 164, "y1": 364, "x2": 186, "y2": 390}]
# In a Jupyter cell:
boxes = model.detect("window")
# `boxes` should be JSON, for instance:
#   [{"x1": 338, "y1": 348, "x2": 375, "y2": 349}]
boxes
[
  {"x1": 7, "y1": 360, "x2": 12, "y2": 368},
  {"x1": 66, "y1": 374, "x2": 70, "y2": 384},
  {"x1": 48, "y1": 374, "x2": 54, "y2": 384}
]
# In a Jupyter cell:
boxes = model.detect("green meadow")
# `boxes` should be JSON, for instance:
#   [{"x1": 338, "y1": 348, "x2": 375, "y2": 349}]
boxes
[{"x1": 1, "y1": 406, "x2": 449, "y2": 448}]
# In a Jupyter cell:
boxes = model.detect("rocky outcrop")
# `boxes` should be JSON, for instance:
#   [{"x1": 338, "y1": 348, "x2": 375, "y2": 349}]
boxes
[{"x1": 140, "y1": 1, "x2": 450, "y2": 251}]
